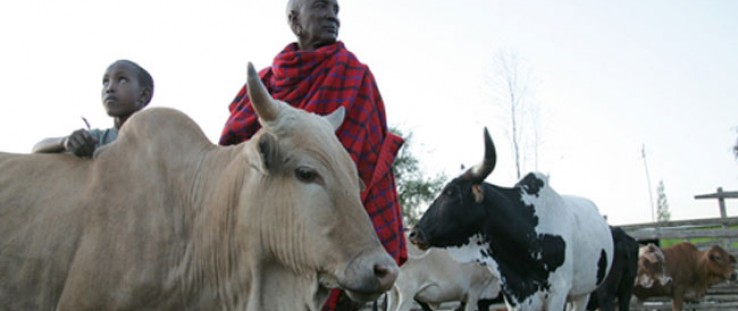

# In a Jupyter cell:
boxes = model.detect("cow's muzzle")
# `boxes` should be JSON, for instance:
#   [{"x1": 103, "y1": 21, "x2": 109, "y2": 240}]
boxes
[
  {"x1": 408, "y1": 229, "x2": 429, "y2": 250},
  {"x1": 340, "y1": 249, "x2": 399, "y2": 302}
]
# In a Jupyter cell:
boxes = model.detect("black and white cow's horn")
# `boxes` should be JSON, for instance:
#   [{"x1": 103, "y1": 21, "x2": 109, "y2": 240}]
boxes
[
  {"x1": 246, "y1": 62, "x2": 279, "y2": 122},
  {"x1": 465, "y1": 127, "x2": 496, "y2": 183}
]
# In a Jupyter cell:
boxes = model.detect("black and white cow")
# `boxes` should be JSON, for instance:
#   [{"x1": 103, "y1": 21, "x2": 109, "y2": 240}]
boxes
[
  {"x1": 409, "y1": 128, "x2": 614, "y2": 311},
  {"x1": 586, "y1": 226, "x2": 639, "y2": 311}
]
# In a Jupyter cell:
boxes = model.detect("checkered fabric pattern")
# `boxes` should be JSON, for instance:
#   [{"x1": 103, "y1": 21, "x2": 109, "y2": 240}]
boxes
[{"x1": 219, "y1": 41, "x2": 407, "y2": 310}]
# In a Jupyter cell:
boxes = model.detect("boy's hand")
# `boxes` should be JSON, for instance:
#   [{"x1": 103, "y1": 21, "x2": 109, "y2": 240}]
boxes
[{"x1": 64, "y1": 129, "x2": 98, "y2": 157}]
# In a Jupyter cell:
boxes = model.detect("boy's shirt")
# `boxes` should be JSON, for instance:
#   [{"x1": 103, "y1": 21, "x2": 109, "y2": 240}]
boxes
[{"x1": 88, "y1": 128, "x2": 118, "y2": 148}]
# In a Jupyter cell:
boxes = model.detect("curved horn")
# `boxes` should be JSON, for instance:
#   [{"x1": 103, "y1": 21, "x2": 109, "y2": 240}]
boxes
[
  {"x1": 246, "y1": 62, "x2": 279, "y2": 122},
  {"x1": 466, "y1": 127, "x2": 497, "y2": 183}
]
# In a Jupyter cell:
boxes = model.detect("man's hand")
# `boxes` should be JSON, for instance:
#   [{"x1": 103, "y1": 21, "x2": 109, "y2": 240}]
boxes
[{"x1": 64, "y1": 129, "x2": 98, "y2": 157}]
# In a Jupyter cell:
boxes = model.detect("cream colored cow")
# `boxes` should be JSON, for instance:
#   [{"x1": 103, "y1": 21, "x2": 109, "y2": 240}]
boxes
[{"x1": 387, "y1": 235, "x2": 501, "y2": 311}]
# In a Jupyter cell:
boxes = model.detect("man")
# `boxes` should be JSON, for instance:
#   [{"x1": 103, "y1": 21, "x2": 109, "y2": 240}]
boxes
[{"x1": 219, "y1": 1, "x2": 406, "y2": 310}]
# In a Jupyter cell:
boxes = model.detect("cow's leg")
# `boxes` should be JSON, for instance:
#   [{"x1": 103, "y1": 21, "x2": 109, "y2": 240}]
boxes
[
  {"x1": 414, "y1": 299, "x2": 433, "y2": 311},
  {"x1": 477, "y1": 296, "x2": 504, "y2": 311},
  {"x1": 394, "y1": 291, "x2": 419, "y2": 311},
  {"x1": 541, "y1": 294, "x2": 566, "y2": 311},
  {"x1": 387, "y1": 284, "x2": 419, "y2": 311},
  {"x1": 565, "y1": 294, "x2": 589, "y2": 311},
  {"x1": 616, "y1": 286, "x2": 633, "y2": 311},
  {"x1": 464, "y1": 291, "x2": 481, "y2": 311},
  {"x1": 671, "y1": 294, "x2": 684, "y2": 311},
  {"x1": 595, "y1": 290, "x2": 614, "y2": 311},
  {"x1": 385, "y1": 287, "x2": 398, "y2": 311}
]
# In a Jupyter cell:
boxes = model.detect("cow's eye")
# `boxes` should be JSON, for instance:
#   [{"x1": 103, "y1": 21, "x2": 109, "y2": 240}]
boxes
[
  {"x1": 443, "y1": 187, "x2": 456, "y2": 197},
  {"x1": 295, "y1": 167, "x2": 318, "y2": 183}
]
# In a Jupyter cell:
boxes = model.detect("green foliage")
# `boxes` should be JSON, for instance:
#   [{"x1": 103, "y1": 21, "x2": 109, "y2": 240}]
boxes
[
  {"x1": 391, "y1": 127, "x2": 446, "y2": 227},
  {"x1": 656, "y1": 180, "x2": 671, "y2": 222}
]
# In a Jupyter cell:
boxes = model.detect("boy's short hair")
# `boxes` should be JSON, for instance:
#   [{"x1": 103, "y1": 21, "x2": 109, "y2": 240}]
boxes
[{"x1": 116, "y1": 59, "x2": 154, "y2": 106}]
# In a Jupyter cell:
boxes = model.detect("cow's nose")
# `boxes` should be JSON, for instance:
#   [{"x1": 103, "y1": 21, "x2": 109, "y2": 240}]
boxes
[
  {"x1": 662, "y1": 276, "x2": 673, "y2": 286},
  {"x1": 408, "y1": 229, "x2": 422, "y2": 243},
  {"x1": 373, "y1": 262, "x2": 399, "y2": 291},
  {"x1": 408, "y1": 229, "x2": 429, "y2": 250}
]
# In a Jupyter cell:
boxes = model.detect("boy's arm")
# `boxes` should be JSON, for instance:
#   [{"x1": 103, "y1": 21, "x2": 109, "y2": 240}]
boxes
[
  {"x1": 32, "y1": 136, "x2": 67, "y2": 153},
  {"x1": 31, "y1": 129, "x2": 98, "y2": 157}
]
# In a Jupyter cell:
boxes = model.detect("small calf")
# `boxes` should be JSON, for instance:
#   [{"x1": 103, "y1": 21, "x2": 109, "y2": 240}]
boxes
[
  {"x1": 634, "y1": 242, "x2": 736, "y2": 310},
  {"x1": 635, "y1": 243, "x2": 672, "y2": 289}
]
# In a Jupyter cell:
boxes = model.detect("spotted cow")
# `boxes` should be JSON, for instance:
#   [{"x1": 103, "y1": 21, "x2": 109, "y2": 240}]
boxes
[{"x1": 409, "y1": 128, "x2": 613, "y2": 311}]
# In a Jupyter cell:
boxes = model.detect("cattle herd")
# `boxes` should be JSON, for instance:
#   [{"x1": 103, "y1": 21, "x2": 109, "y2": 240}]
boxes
[{"x1": 0, "y1": 66, "x2": 736, "y2": 311}]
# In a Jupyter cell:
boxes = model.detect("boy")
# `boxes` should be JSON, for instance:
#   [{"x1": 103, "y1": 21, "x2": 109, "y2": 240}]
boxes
[{"x1": 32, "y1": 60, "x2": 154, "y2": 157}]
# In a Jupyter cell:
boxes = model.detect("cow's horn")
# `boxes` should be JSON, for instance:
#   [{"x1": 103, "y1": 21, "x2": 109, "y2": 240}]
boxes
[
  {"x1": 466, "y1": 127, "x2": 496, "y2": 183},
  {"x1": 246, "y1": 62, "x2": 278, "y2": 122},
  {"x1": 325, "y1": 106, "x2": 346, "y2": 131}
]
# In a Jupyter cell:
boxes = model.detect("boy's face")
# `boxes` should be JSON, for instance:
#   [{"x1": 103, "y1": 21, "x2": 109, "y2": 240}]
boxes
[{"x1": 101, "y1": 62, "x2": 147, "y2": 119}]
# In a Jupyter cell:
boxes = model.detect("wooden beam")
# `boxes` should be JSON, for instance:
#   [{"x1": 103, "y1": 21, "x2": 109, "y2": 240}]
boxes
[{"x1": 695, "y1": 189, "x2": 738, "y2": 199}]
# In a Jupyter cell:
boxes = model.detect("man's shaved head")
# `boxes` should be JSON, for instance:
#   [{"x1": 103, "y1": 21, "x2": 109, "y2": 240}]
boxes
[
  {"x1": 286, "y1": 0, "x2": 302, "y2": 22},
  {"x1": 285, "y1": 0, "x2": 340, "y2": 51}
]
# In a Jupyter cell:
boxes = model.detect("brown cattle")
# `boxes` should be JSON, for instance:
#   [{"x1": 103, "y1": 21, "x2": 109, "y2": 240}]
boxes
[
  {"x1": 633, "y1": 242, "x2": 737, "y2": 311},
  {"x1": 0, "y1": 63, "x2": 398, "y2": 310}
]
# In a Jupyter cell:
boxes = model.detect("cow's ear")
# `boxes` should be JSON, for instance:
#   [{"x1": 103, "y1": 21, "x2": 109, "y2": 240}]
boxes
[
  {"x1": 359, "y1": 178, "x2": 366, "y2": 193},
  {"x1": 472, "y1": 184, "x2": 484, "y2": 203},
  {"x1": 244, "y1": 132, "x2": 280, "y2": 174},
  {"x1": 257, "y1": 133, "x2": 279, "y2": 171}
]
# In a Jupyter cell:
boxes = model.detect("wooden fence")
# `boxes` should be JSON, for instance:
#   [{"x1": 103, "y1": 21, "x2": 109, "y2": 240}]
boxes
[{"x1": 621, "y1": 216, "x2": 738, "y2": 310}]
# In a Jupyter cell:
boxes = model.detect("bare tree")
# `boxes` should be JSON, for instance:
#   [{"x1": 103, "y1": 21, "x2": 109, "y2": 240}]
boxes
[{"x1": 488, "y1": 50, "x2": 541, "y2": 178}]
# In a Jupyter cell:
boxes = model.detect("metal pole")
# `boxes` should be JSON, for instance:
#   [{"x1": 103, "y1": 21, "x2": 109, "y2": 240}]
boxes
[{"x1": 642, "y1": 145, "x2": 656, "y2": 223}]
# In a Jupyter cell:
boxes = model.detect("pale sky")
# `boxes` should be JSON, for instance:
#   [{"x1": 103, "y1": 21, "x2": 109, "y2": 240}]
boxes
[{"x1": 1, "y1": 0, "x2": 736, "y2": 226}]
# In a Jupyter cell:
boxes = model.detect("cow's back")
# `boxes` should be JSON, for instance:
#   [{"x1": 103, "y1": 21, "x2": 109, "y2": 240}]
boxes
[
  {"x1": 0, "y1": 109, "x2": 213, "y2": 309},
  {"x1": 0, "y1": 152, "x2": 93, "y2": 309},
  {"x1": 663, "y1": 243, "x2": 700, "y2": 290},
  {"x1": 557, "y1": 195, "x2": 613, "y2": 296},
  {"x1": 485, "y1": 174, "x2": 613, "y2": 308}
]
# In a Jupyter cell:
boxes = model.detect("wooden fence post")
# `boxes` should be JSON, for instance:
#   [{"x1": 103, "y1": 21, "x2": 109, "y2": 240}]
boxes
[{"x1": 694, "y1": 187, "x2": 738, "y2": 248}]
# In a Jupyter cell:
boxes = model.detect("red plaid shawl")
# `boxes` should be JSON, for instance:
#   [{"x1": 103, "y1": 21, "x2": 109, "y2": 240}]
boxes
[{"x1": 220, "y1": 42, "x2": 407, "y2": 308}]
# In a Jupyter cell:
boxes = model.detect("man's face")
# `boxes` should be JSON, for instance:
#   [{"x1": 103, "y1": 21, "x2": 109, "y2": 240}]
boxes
[
  {"x1": 101, "y1": 62, "x2": 145, "y2": 118},
  {"x1": 294, "y1": 0, "x2": 340, "y2": 51}
]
